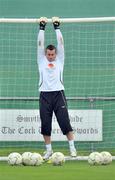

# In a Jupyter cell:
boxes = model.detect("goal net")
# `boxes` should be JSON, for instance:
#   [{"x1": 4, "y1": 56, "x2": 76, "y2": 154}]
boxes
[{"x1": 0, "y1": 17, "x2": 115, "y2": 157}]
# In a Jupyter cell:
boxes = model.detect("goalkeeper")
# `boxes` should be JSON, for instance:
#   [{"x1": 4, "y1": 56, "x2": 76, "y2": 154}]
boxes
[{"x1": 37, "y1": 17, "x2": 77, "y2": 160}]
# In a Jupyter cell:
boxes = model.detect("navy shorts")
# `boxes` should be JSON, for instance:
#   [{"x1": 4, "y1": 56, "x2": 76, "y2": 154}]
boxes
[{"x1": 39, "y1": 90, "x2": 73, "y2": 136}]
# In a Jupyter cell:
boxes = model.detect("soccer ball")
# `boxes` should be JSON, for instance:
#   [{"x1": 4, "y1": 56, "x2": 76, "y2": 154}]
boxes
[
  {"x1": 100, "y1": 151, "x2": 112, "y2": 165},
  {"x1": 22, "y1": 152, "x2": 32, "y2": 165},
  {"x1": 88, "y1": 152, "x2": 103, "y2": 165},
  {"x1": 51, "y1": 152, "x2": 65, "y2": 166},
  {"x1": 29, "y1": 153, "x2": 43, "y2": 166},
  {"x1": 22, "y1": 152, "x2": 43, "y2": 166},
  {"x1": 8, "y1": 152, "x2": 22, "y2": 165}
]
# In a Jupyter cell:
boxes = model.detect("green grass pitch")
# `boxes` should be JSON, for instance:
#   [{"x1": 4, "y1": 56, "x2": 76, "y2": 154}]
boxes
[{"x1": 0, "y1": 161, "x2": 115, "y2": 180}]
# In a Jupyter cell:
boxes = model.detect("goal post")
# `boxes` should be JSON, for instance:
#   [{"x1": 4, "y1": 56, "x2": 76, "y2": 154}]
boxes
[
  {"x1": 0, "y1": 17, "x2": 115, "y2": 158},
  {"x1": 0, "y1": 16, "x2": 115, "y2": 23}
]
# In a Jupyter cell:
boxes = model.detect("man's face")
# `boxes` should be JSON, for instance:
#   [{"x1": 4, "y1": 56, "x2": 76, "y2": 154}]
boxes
[{"x1": 45, "y1": 49, "x2": 56, "y2": 62}]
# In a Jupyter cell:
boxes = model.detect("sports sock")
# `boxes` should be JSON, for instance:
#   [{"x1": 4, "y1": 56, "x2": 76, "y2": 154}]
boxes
[
  {"x1": 46, "y1": 144, "x2": 52, "y2": 152},
  {"x1": 68, "y1": 140, "x2": 76, "y2": 151}
]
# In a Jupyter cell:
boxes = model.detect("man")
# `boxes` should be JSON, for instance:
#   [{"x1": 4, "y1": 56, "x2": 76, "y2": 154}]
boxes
[{"x1": 37, "y1": 17, "x2": 77, "y2": 160}]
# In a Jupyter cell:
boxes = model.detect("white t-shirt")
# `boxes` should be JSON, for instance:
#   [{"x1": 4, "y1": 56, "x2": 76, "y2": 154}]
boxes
[{"x1": 37, "y1": 29, "x2": 65, "y2": 92}]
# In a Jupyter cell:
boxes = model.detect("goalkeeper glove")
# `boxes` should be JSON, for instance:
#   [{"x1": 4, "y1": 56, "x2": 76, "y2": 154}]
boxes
[
  {"x1": 52, "y1": 17, "x2": 60, "y2": 29},
  {"x1": 39, "y1": 17, "x2": 48, "y2": 30}
]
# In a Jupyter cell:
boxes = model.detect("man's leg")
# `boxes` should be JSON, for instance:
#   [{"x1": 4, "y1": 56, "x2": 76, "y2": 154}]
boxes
[
  {"x1": 43, "y1": 135, "x2": 51, "y2": 144},
  {"x1": 39, "y1": 92, "x2": 53, "y2": 160},
  {"x1": 54, "y1": 91, "x2": 77, "y2": 157}
]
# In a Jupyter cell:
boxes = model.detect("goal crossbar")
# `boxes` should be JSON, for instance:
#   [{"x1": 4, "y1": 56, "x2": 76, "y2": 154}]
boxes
[{"x1": 0, "y1": 17, "x2": 115, "y2": 23}]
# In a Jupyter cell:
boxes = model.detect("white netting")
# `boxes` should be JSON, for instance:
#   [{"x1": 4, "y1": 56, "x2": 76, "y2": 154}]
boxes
[{"x1": 0, "y1": 18, "x2": 115, "y2": 155}]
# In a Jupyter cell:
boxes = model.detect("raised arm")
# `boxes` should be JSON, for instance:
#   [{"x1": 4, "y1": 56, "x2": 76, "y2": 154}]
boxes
[
  {"x1": 37, "y1": 17, "x2": 47, "y2": 64},
  {"x1": 52, "y1": 17, "x2": 64, "y2": 62},
  {"x1": 56, "y1": 29, "x2": 64, "y2": 61}
]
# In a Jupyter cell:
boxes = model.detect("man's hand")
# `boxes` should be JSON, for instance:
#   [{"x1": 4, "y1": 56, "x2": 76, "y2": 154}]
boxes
[
  {"x1": 52, "y1": 17, "x2": 60, "y2": 29},
  {"x1": 39, "y1": 17, "x2": 48, "y2": 30}
]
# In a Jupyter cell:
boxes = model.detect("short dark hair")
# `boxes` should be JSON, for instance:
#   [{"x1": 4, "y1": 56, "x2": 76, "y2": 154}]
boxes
[{"x1": 45, "y1": 44, "x2": 57, "y2": 53}]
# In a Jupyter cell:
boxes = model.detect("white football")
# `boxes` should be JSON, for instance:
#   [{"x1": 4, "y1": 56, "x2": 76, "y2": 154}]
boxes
[
  {"x1": 51, "y1": 152, "x2": 65, "y2": 166},
  {"x1": 29, "y1": 153, "x2": 43, "y2": 166},
  {"x1": 8, "y1": 152, "x2": 22, "y2": 165},
  {"x1": 22, "y1": 152, "x2": 32, "y2": 165},
  {"x1": 88, "y1": 152, "x2": 103, "y2": 165},
  {"x1": 100, "y1": 151, "x2": 112, "y2": 165}
]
